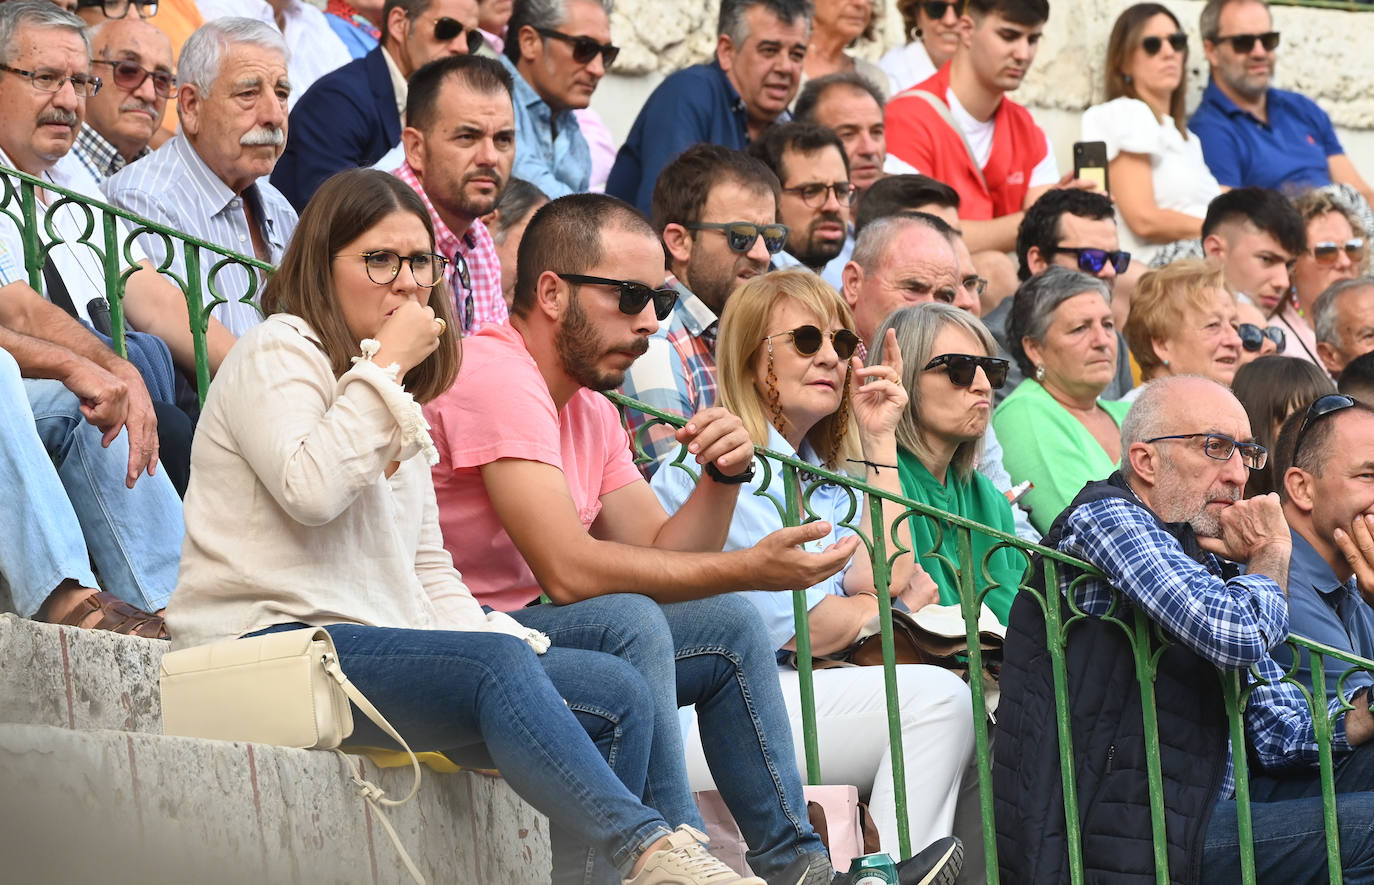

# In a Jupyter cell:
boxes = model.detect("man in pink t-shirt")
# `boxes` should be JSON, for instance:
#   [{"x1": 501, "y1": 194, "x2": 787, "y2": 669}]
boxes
[{"x1": 424, "y1": 194, "x2": 856, "y2": 885}]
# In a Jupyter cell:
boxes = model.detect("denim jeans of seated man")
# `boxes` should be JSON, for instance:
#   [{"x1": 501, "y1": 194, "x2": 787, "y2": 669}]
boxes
[
  {"x1": 250, "y1": 622, "x2": 672, "y2": 884},
  {"x1": 0, "y1": 347, "x2": 181, "y2": 617},
  {"x1": 511, "y1": 592, "x2": 827, "y2": 880}
]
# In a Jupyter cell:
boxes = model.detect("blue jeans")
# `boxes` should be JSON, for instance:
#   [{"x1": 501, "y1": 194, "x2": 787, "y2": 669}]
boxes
[
  {"x1": 1204, "y1": 743, "x2": 1374, "y2": 883},
  {"x1": 0, "y1": 347, "x2": 181, "y2": 616},
  {"x1": 513, "y1": 593, "x2": 825, "y2": 880},
  {"x1": 255, "y1": 623, "x2": 671, "y2": 883}
]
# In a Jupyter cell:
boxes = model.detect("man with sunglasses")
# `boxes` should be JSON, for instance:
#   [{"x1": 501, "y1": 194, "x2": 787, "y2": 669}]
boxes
[
  {"x1": 426, "y1": 193, "x2": 858, "y2": 885},
  {"x1": 498, "y1": 0, "x2": 613, "y2": 198},
  {"x1": 749, "y1": 122, "x2": 852, "y2": 276},
  {"x1": 1189, "y1": 0, "x2": 1374, "y2": 212},
  {"x1": 620, "y1": 144, "x2": 784, "y2": 473},
  {"x1": 69, "y1": 16, "x2": 173, "y2": 183},
  {"x1": 271, "y1": 0, "x2": 483, "y2": 210},
  {"x1": 1314, "y1": 278, "x2": 1374, "y2": 377}
]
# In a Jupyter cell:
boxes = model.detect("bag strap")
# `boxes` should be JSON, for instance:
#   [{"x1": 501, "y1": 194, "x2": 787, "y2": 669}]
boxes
[{"x1": 909, "y1": 89, "x2": 989, "y2": 191}]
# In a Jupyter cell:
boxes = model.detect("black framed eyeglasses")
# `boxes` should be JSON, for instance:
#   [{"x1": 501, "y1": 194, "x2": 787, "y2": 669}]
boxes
[
  {"x1": 0, "y1": 63, "x2": 101, "y2": 97},
  {"x1": 1310, "y1": 238, "x2": 1365, "y2": 266},
  {"x1": 1209, "y1": 31, "x2": 1280, "y2": 53},
  {"x1": 923, "y1": 353, "x2": 1009, "y2": 389},
  {"x1": 1141, "y1": 32, "x2": 1188, "y2": 55},
  {"x1": 782, "y1": 181, "x2": 856, "y2": 208},
  {"x1": 1236, "y1": 322, "x2": 1285, "y2": 353},
  {"x1": 1144, "y1": 433, "x2": 1269, "y2": 470},
  {"x1": 763, "y1": 325, "x2": 861, "y2": 360},
  {"x1": 75, "y1": 0, "x2": 157, "y2": 18},
  {"x1": 557, "y1": 273, "x2": 677, "y2": 320},
  {"x1": 534, "y1": 28, "x2": 620, "y2": 66},
  {"x1": 432, "y1": 17, "x2": 486, "y2": 54},
  {"x1": 1051, "y1": 246, "x2": 1131, "y2": 275},
  {"x1": 1291, "y1": 394, "x2": 1357, "y2": 469},
  {"x1": 920, "y1": 0, "x2": 964, "y2": 19},
  {"x1": 343, "y1": 249, "x2": 448, "y2": 287},
  {"x1": 684, "y1": 221, "x2": 790, "y2": 255},
  {"x1": 91, "y1": 59, "x2": 174, "y2": 98}
]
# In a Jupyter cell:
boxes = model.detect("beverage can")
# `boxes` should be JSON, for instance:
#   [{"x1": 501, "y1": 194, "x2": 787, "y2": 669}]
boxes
[{"x1": 846, "y1": 852, "x2": 898, "y2": 885}]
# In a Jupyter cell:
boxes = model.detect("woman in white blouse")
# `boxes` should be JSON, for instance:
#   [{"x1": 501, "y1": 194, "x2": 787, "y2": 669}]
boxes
[
  {"x1": 1081, "y1": 3, "x2": 1223, "y2": 266},
  {"x1": 879, "y1": 0, "x2": 964, "y2": 94},
  {"x1": 166, "y1": 168, "x2": 758, "y2": 885}
]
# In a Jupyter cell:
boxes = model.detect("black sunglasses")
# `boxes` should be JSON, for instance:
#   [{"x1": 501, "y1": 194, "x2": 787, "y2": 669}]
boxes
[
  {"x1": 1141, "y1": 32, "x2": 1188, "y2": 55},
  {"x1": 92, "y1": 59, "x2": 174, "y2": 98},
  {"x1": 1236, "y1": 322, "x2": 1285, "y2": 353},
  {"x1": 557, "y1": 273, "x2": 677, "y2": 320},
  {"x1": 1210, "y1": 31, "x2": 1280, "y2": 53},
  {"x1": 923, "y1": 353, "x2": 1009, "y2": 389},
  {"x1": 684, "y1": 221, "x2": 790, "y2": 255},
  {"x1": 1291, "y1": 394, "x2": 1357, "y2": 469},
  {"x1": 763, "y1": 325, "x2": 861, "y2": 361},
  {"x1": 432, "y1": 17, "x2": 487, "y2": 54},
  {"x1": 920, "y1": 0, "x2": 963, "y2": 19},
  {"x1": 535, "y1": 27, "x2": 620, "y2": 66},
  {"x1": 1051, "y1": 246, "x2": 1131, "y2": 275}
]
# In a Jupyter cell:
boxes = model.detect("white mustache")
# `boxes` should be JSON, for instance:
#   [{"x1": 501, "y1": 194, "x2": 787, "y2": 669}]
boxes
[{"x1": 240, "y1": 126, "x2": 284, "y2": 147}]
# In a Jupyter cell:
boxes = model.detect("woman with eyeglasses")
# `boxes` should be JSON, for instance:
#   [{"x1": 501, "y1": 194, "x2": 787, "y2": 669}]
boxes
[
  {"x1": 1080, "y1": 3, "x2": 1222, "y2": 267},
  {"x1": 878, "y1": 0, "x2": 962, "y2": 94},
  {"x1": 651, "y1": 270, "x2": 975, "y2": 862},
  {"x1": 1232, "y1": 355, "x2": 1336, "y2": 498},
  {"x1": 992, "y1": 267, "x2": 1129, "y2": 535},
  {"x1": 800, "y1": 0, "x2": 888, "y2": 98},
  {"x1": 870, "y1": 303, "x2": 1023, "y2": 624},
  {"x1": 1272, "y1": 190, "x2": 1370, "y2": 365}
]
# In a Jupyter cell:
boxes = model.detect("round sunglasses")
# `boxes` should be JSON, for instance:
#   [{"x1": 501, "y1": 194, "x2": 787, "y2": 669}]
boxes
[
  {"x1": 535, "y1": 27, "x2": 620, "y2": 66},
  {"x1": 923, "y1": 353, "x2": 1009, "y2": 389},
  {"x1": 92, "y1": 59, "x2": 174, "y2": 98},
  {"x1": 557, "y1": 272, "x2": 677, "y2": 320},
  {"x1": 683, "y1": 221, "x2": 790, "y2": 255},
  {"x1": 1051, "y1": 246, "x2": 1131, "y2": 276},
  {"x1": 431, "y1": 17, "x2": 486, "y2": 54},
  {"x1": 1236, "y1": 322, "x2": 1285, "y2": 353},
  {"x1": 762, "y1": 325, "x2": 861, "y2": 361},
  {"x1": 1141, "y1": 32, "x2": 1187, "y2": 55},
  {"x1": 1309, "y1": 238, "x2": 1365, "y2": 266}
]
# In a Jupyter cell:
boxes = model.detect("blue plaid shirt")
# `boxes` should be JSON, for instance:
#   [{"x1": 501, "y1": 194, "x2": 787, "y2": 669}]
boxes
[{"x1": 1058, "y1": 493, "x2": 1354, "y2": 798}]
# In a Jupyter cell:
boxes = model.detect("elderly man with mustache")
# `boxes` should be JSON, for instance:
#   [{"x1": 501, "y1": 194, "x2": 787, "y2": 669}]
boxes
[{"x1": 104, "y1": 17, "x2": 298, "y2": 336}]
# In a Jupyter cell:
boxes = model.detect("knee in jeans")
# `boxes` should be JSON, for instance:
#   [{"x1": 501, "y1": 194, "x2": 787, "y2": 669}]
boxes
[
  {"x1": 607, "y1": 593, "x2": 674, "y2": 657},
  {"x1": 692, "y1": 594, "x2": 772, "y2": 655}
]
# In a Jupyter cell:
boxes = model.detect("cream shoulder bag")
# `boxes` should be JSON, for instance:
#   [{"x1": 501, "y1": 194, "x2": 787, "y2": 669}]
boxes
[{"x1": 160, "y1": 627, "x2": 426, "y2": 884}]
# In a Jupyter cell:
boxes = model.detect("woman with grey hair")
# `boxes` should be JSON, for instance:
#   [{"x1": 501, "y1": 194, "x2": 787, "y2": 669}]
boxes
[
  {"x1": 871, "y1": 302, "x2": 1024, "y2": 623},
  {"x1": 991, "y1": 266, "x2": 1131, "y2": 534}
]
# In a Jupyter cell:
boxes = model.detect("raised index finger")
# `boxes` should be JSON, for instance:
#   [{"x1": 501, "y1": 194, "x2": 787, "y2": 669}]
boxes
[{"x1": 880, "y1": 327, "x2": 903, "y2": 375}]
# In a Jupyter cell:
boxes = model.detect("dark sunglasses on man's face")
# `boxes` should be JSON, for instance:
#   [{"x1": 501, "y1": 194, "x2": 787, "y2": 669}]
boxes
[
  {"x1": 1236, "y1": 322, "x2": 1285, "y2": 353},
  {"x1": 1310, "y1": 238, "x2": 1365, "y2": 266},
  {"x1": 1210, "y1": 31, "x2": 1280, "y2": 54},
  {"x1": 763, "y1": 325, "x2": 861, "y2": 361},
  {"x1": 432, "y1": 17, "x2": 487, "y2": 54},
  {"x1": 535, "y1": 27, "x2": 620, "y2": 67},
  {"x1": 1051, "y1": 246, "x2": 1131, "y2": 276},
  {"x1": 920, "y1": 0, "x2": 963, "y2": 20},
  {"x1": 684, "y1": 221, "x2": 790, "y2": 255},
  {"x1": 92, "y1": 59, "x2": 174, "y2": 98},
  {"x1": 923, "y1": 353, "x2": 1009, "y2": 389},
  {"x1": 557, "y1": 273, "x2": 677, "y2": 320},
  {"x1": 1141, "y1": 32, "x2": 1188, "y2": 55}
]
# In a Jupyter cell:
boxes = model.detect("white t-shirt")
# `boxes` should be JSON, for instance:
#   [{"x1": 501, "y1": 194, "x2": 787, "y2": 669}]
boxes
[{"x1": 1080, "y1": 97, "x2": 1222, "y2": 263}]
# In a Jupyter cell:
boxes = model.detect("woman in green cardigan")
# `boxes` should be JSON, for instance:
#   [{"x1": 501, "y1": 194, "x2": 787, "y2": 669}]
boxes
[{"x1": 870, "y1": 302, "x2": 1024, "y2": 623}]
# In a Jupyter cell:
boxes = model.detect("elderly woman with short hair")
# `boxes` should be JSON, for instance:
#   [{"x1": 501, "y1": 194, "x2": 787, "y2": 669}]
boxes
[
  {"x1": 991, "y1": 266, "x2": 1130, "y2": 534},
  {"x1": 1122, "y1": 259, "x2": 1244, "y2": 399}
]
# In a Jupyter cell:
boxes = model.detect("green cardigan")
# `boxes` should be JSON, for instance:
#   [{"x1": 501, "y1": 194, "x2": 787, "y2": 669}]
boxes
[{"x1": 991, "y1": 380, "x2": 1131, "y2": 535}]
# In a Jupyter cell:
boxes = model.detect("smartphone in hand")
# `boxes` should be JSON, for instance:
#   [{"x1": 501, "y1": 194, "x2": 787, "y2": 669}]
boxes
[{"x1": 1073, "y1": 141, "x2": 1109, "y2": 193}]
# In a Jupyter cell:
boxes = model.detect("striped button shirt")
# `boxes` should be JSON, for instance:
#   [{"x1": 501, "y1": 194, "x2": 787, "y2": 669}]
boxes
[{"x1": 102, "y1": 135, "x2": 298, "y2": 336}]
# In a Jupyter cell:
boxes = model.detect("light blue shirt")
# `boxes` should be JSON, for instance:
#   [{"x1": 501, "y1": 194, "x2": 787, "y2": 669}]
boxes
[
  {"x1": 650, "y1": 425, "x2": 856, "y2": 650},
  {"x1": 820, "y1": 228, "x2": 855, "y2": 290},
  {"x1": 498, "y1": 55, "x2": 590, "y2": 198}
]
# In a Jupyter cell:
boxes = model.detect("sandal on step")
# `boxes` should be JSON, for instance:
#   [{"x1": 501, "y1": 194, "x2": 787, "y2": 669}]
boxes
[{"x1": 42, "y1": 591, "x2": 168, "y2": 639}]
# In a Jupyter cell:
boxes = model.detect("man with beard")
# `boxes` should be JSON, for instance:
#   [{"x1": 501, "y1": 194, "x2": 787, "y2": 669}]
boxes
[
  {"x1": 748, "y1": 122, "x2": 851, "y2": 277},
  {"x1": 619, "y1": 143, "x2": 782, "y2": 472},
  {"x1": 1189, "y1": 0, "x2": 1374, "y2": 209},
  {"x1": 103, "y1": 17, "x2": 297, "y2": 336},
  {"x1": 423, "y1": 192, "x2": 864, "y2": 885},
  {"x1": 993, "y1": 375, "x2": 1374, "y2": 881},
  {"x1": 393, "y1": 55, "x2": 513, "y2": 333}
]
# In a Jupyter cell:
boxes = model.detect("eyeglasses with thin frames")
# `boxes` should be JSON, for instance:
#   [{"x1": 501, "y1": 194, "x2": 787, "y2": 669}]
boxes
[
  {"x1": 557, "y1": 273, "x2": 678, "y2": 321},
  {"x1": 534, "y1": 28, "x2": 620, "y2": 66},
  {"x1": 75, "y1": 0, "x2": 158, "y2": 18},
  {"x1": 782, "y1": 181, "x2": 856, "y2": 209},
  {"x1": 1209, "y1": 31, "x2": 1280, "y2": 53},
  {"x1": 1144, "y1": 433, "x2": 1268, "y2": 470},
  {"x1": 1291, "y1": 394, "x2": 1357, "y2": 469},
  {"x1": 92, "y1": 59, "x2": 174, "y2": 98},
  {"x1": 0, "y1": 64, "x2": 101, "y2": 97},
  {"x1": 962, "y1": 275, "x2": 988, "y2": 299},
  {"x1": 762, "y1": 325, "x2": 861, "y2": 361}
]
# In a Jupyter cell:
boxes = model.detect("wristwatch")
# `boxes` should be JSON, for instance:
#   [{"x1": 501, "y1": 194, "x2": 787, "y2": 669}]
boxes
[{"x1": 705, "y1": 459, "x2": 756, "y2": 485}]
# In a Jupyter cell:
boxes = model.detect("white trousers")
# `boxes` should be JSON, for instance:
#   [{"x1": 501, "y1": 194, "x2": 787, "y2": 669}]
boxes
[{"x1": 682, "y1": 663, "x2": 976, "y2": 855}]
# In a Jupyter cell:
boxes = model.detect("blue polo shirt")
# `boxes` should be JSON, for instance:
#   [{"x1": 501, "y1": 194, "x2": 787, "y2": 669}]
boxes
[
  {"x1": 1188, "y1": 79, "x2": 1343, "y2": 191},
  {"x1": 1270, "y1": 529, "x2": 1374, "y2": 705}
]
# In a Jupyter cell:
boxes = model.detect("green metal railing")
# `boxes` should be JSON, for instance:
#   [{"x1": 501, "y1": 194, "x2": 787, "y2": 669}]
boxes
[{"x1": 8, "y1": 162, "x2": 1373, "y2": 882}]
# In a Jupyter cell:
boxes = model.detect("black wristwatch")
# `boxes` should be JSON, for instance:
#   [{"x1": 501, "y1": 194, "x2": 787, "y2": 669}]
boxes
[{"x1": 705, "y1": 459, "x2": 756, "y2": 485}]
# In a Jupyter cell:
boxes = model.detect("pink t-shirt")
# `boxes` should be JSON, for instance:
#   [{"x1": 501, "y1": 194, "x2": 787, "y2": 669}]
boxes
[{"x1": 425, "y1": 323, "x2": 643, "y2": 612}]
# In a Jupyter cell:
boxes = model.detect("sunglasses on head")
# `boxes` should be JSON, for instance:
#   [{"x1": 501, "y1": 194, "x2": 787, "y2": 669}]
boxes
[
  {"x1": 1291, "y1": 393, "x2": 1357, "y2": 468},
  {"x1": 432, "y1": 17, "x2": 487, "y2": 54},
  {"x1": 1051, "y1": 246, "x2": 1132, "y2": 275},
  {"x1": 763, "y1": 325, "x2": 861, "y2": 361},
  {"x1": 91, "y1": 59, "x2": 174, "y2": 98},
  {"x1": 1210, "y1": 31, "x2": 1280, "y2": 53},
  {"x1": 1236, "y1": 322, "x2": 1285, "y2": 353},
  {"x1": 684, "y1": 221, "x2": 790, "y2": 255},
  {"x1": 1310, "y1": 238, "x2": 1365, "y2": 266},
  {"x1": 923, "y1": 353, "x2": 1009, "y2": 389},
  {"x1": 1141, "y1": 32, "x2": 1188, "y2": 55},
  {"x1": 557, "y1": 273, "x2": 678, "y2": 320},
  {"x1": 534, "y1": 27, "x2": 620, "y2": 66},
  {"x1": 920, "y1": 0, "x2": 963, "y2": 20}
]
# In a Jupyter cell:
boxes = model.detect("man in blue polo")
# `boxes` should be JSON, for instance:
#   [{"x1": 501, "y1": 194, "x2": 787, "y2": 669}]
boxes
[
  {"x1": 1188, "y1": 0, "x2": 1374, "y2": 210},
  {"x1": 605, "y1": 0, "x2": 809, "y2": 215}
]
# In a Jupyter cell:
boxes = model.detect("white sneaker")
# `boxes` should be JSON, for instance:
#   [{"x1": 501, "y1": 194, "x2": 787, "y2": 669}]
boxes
[{"x1": 623, "y1": 825, "x2": 766, "y2": 885}]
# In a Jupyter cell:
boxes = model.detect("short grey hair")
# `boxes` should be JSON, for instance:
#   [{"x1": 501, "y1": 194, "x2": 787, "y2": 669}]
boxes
[
  {"x1": 1199, "y1": 0, "x2": 1268, "y2": 40},
  {"x1": 1313, "y1": 277, "x2": 1374, "y2": 349},
  {"x1": 0, "y1": 0, "x2": 89, "y2": 65},
  {"x1": 1120, "y1": 375, "x2": 1230, "y2": 482},
  {"x1": 177, "y1": 18, "x2": 288, "y2": 94},
  {"x1": 851, "y1": 212, "x2": 955, "y2": 274},
  {"x1": 1006, "y1": 265, "x2": 1111, "y2": 379},
  {"x1": 504, "y1": 0, "x2": 614, "y2": 63},
  {"x1": 718, "y1": 0, "x2": 812, "y2": 44}
]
